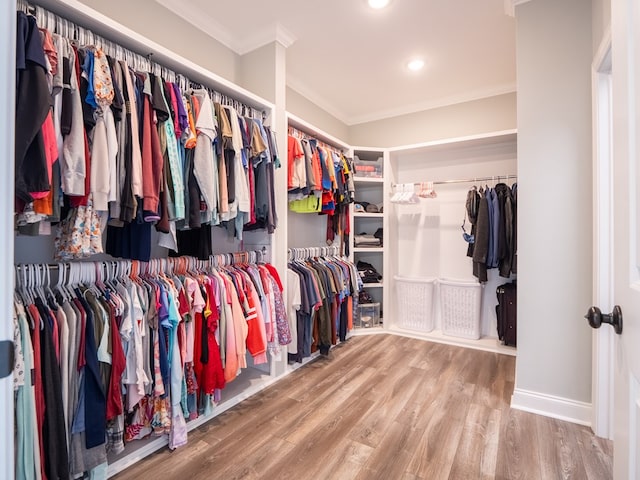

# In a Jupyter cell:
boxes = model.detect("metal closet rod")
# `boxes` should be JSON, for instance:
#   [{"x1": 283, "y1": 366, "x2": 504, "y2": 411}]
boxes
[
  {"x1": 394, "y1": 174, "x2": 517, "y2": 187},
  {"x1": 288, "y1": 245, "x2": 341, "y2": 261},
  {"x1": 15, "y1": 0, "x2": 266, "y2": 119}
]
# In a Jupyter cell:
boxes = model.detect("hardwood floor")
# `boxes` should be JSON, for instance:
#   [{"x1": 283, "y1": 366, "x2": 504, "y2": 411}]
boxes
[{"x1": 113, "y1": 334, "x2": 613, "y2": 480}]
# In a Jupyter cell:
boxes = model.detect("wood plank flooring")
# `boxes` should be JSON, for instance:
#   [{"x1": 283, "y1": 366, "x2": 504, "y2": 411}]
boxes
[{"x1": 113, "y1": 334, "x2": 613, "y2": 480}]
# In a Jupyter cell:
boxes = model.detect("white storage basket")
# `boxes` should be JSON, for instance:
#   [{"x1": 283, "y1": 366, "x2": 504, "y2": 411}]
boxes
[
  {"x1": 394, "y1": 276, "x2": 436, "y2": 332},
  {"x1": 439, "y1": 279, "x2": 482, "y2": 339}
]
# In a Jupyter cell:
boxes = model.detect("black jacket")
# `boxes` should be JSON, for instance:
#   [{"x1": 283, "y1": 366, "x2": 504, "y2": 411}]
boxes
[
  {"x1": 15, "y1": 12, "x2": 52, "y2": 202},
  {"x1": 472, "y1": 193, "x2": 489, "y2": 282}
]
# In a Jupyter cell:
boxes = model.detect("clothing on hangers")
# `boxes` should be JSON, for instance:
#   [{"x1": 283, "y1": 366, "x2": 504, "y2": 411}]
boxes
[
  {"x1": 13, "y1": 7, "x2": 279, "y2": 261},
  {"x1": 12, "y1": 254, "x2": 289, "y2": 478},
  {"x1": 467, "y1": 182, "x2": 517, "y2": 281},
  {"x1": 287, "y1": 249, "x2": 359, "y2": 362},
  {"x1": 286, "y1": 127, "x2": 355, "y2": 255}
]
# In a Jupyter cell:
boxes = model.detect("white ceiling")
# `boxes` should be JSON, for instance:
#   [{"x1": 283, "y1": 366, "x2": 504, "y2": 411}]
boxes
[{"x1": 156, "y1": 0, "x2": 516, "y2": 126}]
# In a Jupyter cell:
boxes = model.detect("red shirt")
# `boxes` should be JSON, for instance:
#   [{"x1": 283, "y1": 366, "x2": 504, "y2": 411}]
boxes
[
  {"x1": 27, "y1": 304, "x2": 47, "y2": 480},
  {"x1": 106, "y1": 308, "x2": 126, "y2": 421}
]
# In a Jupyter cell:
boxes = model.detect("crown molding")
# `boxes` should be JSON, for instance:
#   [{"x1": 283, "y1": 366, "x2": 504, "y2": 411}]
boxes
[
  {"x1": 346, "y1": 83, "x2": 517, "y2": 126},
  {"x1": 505, "y1": 0, "x2": 534, "y2": 17},
  {"x1": 154, "y1": 0, "x2": 297, "y2": 55},
  {"x1": 287, "y1": 78, "x2": 516, "y2": 127},
  {"x1": 235, "y1": 23, "x2": 297, "y2": 55},
  {"x1": 155, "y1": 0, "x2": 236, "y2": 51},
  {"x1": 286, "y1": 75, "x2": 352, "y2": 125}
]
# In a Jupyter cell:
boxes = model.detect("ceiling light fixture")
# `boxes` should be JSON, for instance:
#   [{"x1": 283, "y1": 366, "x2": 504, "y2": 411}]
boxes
[
  {"x1": 407, "y1": 59, "x2": 425, "y2": 71},
  {"x1": 368, "y1": 0, "x2": 390, "y2": 9}
]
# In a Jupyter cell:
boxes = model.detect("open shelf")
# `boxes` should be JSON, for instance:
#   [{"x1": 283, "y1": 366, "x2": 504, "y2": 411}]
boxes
[
  {"x1": 353, "y1": 247, "x2": 384, "y2": 253},
  {"x1": 363, "y1": 282, "x2": 384, "y2": 288},
  {"x1": 353, "y1": 176, "x2": 384, "y2": 184},
  {"x1": 354, "y1": 212, "x2": 384, "y2": 218}
]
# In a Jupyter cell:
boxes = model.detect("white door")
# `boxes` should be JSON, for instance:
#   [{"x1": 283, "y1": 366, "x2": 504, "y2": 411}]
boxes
[{"x1": 611, "y1": 0, "x2": 640, "y2": 477}]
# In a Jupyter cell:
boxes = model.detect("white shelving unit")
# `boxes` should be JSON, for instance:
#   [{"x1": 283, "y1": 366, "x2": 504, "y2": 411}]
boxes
[{"x1": 350, "y1": 148, "x2": 389, "y2": 327}]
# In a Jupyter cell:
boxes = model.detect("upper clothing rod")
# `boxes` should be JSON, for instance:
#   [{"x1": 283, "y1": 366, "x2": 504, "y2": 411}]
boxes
[{"x1": 393, "y1": 174, "x2": 517, "y2": 187}]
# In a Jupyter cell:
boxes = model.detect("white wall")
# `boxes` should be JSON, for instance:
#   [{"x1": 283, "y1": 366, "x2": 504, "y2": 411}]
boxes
[
  {"x1": 287, "y1": 212, "x2": 331, "y2": 249},
  {"x1": 348, "y1": 93, "x2": 517, "y2": 148},
  {"x1": 286, "y1": 87, "x2": 351, "y2": 142},
  {"x1": 63, "y1": 0, "x2": 239, "y2": 82},
  {"x1": 237, "y1": 43, "x2": 278, "y2": 103},
  {"x1": 515, "y1": 0, "x2": 593, "y2": 404},
  {"x1": 391, "y1": 140, "x2": 517, "y2": 337}
]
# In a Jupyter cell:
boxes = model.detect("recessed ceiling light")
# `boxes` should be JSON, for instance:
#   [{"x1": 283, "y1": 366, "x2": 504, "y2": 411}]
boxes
[
  {"x1": 368, "y1": 0, "x2": 390, "y2": 9},
  {"x1": 407, "y1": 59, "x2": 425, "y2": 71}
]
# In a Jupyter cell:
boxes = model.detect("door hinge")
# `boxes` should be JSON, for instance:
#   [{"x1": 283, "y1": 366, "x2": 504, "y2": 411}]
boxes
[{"x1": 0, "y1": 340, "x2": 15, "y2": 379}]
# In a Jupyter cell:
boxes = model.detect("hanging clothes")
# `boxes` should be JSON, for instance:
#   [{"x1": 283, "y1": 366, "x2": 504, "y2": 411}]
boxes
[
  {"x1": 12, "y1": 254, "x2": 288, "y2": 480},
  {"x1": 13, "y1": 11, "x2": 279, "y2": 261},
  {"x1": 286, "y1": 129, "x2": 355, "y2": 255},
  {"x1": 467, "y1": 182, "x2": 518, "y2": 282},
  {"x1": 287, "y1": 251, "x2": 358, "y2": 362}
]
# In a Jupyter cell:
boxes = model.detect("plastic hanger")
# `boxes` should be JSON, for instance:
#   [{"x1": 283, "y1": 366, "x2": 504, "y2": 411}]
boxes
[
  {"x1": 60, "y1": 263, "x2": 72, "y2": 302},
  {"x1": 43, "y1": 264, "x2": 57, "y2": 307}
]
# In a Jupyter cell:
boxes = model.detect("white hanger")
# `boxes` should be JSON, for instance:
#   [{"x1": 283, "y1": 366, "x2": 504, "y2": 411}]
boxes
[
  {"x1": 57, "y1": 263, "x2": 71, "y2": 302},
  {"x1": 19, "y1": 264, "x2": 30, "y2": 305}
]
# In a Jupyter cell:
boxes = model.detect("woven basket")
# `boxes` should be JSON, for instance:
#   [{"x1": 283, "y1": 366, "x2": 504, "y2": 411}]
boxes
[
  {"x1": 394, "y1": 276, "x2": 436, "y2": 332},
  {"x1": 439, "y1": 279, "x2": 482, "y2": 339}
]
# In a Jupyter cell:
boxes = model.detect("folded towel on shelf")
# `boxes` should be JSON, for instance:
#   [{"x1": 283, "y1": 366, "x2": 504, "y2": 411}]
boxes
[{"x1": 354, "y1": 234, "x2": 381, "y2": 247}]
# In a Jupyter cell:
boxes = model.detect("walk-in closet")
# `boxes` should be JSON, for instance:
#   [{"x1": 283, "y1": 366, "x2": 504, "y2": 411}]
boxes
[
  {"x1": 2, "y1": 0, "x2": 619, "y2": 478},
  {"x1": 8, "y1": 1, "x2": 367, "y2": 476}
]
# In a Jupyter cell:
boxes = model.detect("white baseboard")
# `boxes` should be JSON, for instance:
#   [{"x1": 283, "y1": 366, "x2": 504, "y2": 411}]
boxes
[{"x1": 511, "y1": 388, "x2": 592, "y2": 427}]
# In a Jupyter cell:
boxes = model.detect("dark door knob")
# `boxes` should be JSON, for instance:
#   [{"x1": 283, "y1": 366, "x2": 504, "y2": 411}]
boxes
[{"x1": 585, "y1": 305, "x2": 623, "y2": 334}]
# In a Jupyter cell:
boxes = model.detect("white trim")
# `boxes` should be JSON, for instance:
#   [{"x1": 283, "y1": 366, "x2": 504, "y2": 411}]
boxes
[
  {"x1": 154, "y1": 0, "x2": 236, "y2": 52},
  {"x1": 289, "y1": 77, "x2": 517, "y2": 127},
  {"x1": 286, "y1": 76, "x2": 352, "y2": 125},
  {"x1": 511, "y1": 388, "x2": 593, "y2": 426},
  {"x1": 591, "y1": 27, "x2": 614, "y2": 440},
  {"x1": 154, "y1": 0, "x2": 297, "y2": 55},
  {"x1": 382, "y1": 328, "x2": 518, "y2": 356},
  {"x1": 387, "y1": 129, "x2": 518, "y2": 153},
  {"x1": 0, "y1": 1, "x2": 15, "y2": 480},
  {"x1": 235, "y1": 23, "x2": 297, "y2": 55}
]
